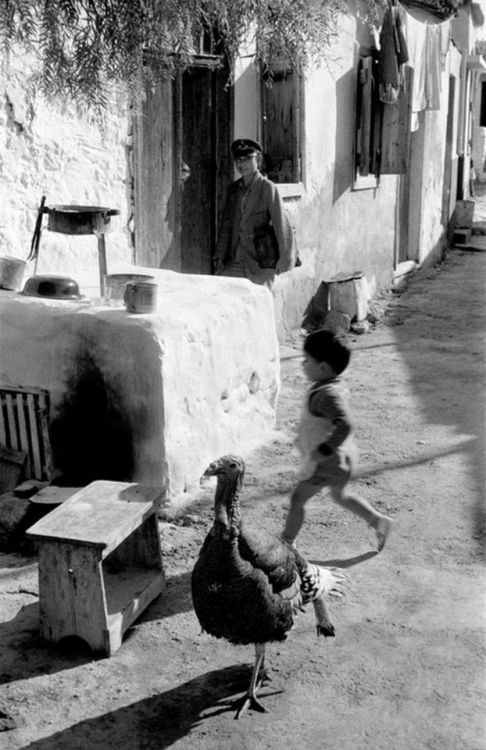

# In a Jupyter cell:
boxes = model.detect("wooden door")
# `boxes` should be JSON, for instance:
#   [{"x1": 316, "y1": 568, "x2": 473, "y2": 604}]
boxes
[
  {"x1": 132, "y1": 63, "x2": 232, "y2": 275},
  {"x1": 132, "y1": 80, "x2": 176, "y2": 269},
  {"x1": 180, "y1": 64, "x2": 232, "y2": 274}
]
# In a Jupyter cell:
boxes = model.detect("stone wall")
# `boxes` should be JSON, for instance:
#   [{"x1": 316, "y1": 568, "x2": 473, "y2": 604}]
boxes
[{"x1": 0, "y1": 47, "x2": 132, "y2": 295}]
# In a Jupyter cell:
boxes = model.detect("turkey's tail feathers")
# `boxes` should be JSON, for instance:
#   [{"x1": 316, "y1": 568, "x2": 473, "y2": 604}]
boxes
[
  {"x1": 300, "y1": 564, "x2": 349, "y2": 604},
  {"x1": 290, "y1": 565, "x2": 349, "y2": 620}
]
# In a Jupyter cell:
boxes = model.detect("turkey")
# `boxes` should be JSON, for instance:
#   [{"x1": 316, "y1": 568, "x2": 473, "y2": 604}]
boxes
[{"x1": 191, "y1": 454, "x2": 347, "y2": 718}]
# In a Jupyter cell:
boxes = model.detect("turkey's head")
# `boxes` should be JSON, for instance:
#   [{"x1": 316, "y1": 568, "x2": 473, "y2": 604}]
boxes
[
  {"x1": 203, "y1": 454, "x2": 246, "y2": 480},
  {"x1": 203, "y1": 455, "x2": 246, "y2": 536}
]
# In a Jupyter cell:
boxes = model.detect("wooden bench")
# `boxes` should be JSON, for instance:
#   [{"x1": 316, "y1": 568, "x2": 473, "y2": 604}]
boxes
[{"x1": 26, "y1": 480, "x2": 165, "y2": 656}]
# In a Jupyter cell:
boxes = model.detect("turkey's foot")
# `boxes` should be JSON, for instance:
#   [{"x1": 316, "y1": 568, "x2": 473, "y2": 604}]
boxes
[
  {"x1": 316, "y1": 622, "x2": 335, "y2": 637},
  {"x1": 234, "y1": 686, "x2": 268, "y2": 719}
]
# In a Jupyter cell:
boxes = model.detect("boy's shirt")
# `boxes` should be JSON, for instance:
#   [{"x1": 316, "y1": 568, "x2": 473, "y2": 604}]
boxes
[{"x1": 295, "y1": 376, "x2": 355, "y2": 479}]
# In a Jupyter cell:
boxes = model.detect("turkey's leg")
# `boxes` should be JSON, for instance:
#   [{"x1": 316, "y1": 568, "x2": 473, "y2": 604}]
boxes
[
  {"x1": 235, "y1": 643, "x2": 268, "y2": 718},
  {"x1": 313, "y1": 596, "x2": 335, "y2": 637}
]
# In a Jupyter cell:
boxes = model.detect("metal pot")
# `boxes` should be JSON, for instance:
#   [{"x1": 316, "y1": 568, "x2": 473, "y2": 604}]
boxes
[
  {"x1": 0, "y1": 256, "x2": 27, "y2": 291},
  {"x1": 22, "y1": 275, "x2": 83, "y2": 300},
  {"x1": 45, "y1": 205, "x2": 120, "y2": 235},
  {"x1": 105, "y1": 273, "x2": 155, "y2": 306}
]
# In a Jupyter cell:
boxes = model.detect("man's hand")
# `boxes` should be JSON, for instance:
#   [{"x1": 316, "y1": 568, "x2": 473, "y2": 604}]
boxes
[{"x1": 213, "y1": 258, "x2": 224, "y2": 275}]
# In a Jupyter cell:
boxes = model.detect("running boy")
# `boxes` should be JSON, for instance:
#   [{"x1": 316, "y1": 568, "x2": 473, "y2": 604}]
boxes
[{"x1": 282, "y1": 329, "x2": 392, "y2": 551}]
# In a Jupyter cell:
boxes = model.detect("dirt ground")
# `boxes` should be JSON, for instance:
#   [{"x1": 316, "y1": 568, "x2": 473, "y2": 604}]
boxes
[{"x1": 0, "y1": 219, "x2": 485, "y2": 749}]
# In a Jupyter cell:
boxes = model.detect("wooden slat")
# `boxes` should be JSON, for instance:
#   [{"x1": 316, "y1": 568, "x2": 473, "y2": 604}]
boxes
[
  {"x1": 22, "y1": 394, "x2": 36, "y2": 476},
  {"x1": 38, "y1": 393, "x2": 51, "y2": 479},
  {"x1": 16, "y1": 393, "x2": 31, "y2": 476},
  {"x1": 33, "y1": 393, "x2": 48, "y2": 479},
  {"x1": 0, "y1": 394, "x2": 7, "y2": 446},
  {"x1": 26, "y1": 392, "x2": 42, "y2": 479},
  {"x1": 5, "y1": 394, "x2": 18, "y2": 451}
]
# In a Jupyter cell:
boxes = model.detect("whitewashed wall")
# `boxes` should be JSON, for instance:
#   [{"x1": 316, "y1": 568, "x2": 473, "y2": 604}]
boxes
[
  {"x1": 0, "y1": 271, "x2": 280, "y2": 505},
  {"x1": 0, "y1": 47, "x2": 132, "y2": 296},
  {"x1": 271, "y1": 14, "x2": 399, "y2": 333}
]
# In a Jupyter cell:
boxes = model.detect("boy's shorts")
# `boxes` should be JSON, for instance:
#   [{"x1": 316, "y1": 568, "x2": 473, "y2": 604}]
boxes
[{"x1": 301, "y1": 444, "x2": 358, "y2": 489}]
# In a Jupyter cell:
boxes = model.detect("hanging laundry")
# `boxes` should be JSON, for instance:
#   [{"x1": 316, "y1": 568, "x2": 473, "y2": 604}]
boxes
[
  {"x1": 401, "y1": 0, "x2": 462, "y2": 22},
  {"x1": 378, "y1": 1, "x2": 409, "y2": 104},
  {"x1": 402, "y1": 8, "x2": 448, "y2": 129},
  {"x1": 439, "y1": 23, "x2": 451, "y2": 70},
  {"x1": 425, "y1": 25, "x2": 442, "y2": 110},
  {"x1": 402, "y1": 11, "x2": 426, "y2": 114}
]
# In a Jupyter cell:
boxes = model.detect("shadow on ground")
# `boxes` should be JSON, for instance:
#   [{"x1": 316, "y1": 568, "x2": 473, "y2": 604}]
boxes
[
  {"x1": 0, "y1": 601, "x2": 95, "y2": 684},
  {"x1": 354, "y1": 250, "x2": 486, "y2": 549},
  {"x1": 21, "y1": 664, "x2": 265, "y2": 749}
]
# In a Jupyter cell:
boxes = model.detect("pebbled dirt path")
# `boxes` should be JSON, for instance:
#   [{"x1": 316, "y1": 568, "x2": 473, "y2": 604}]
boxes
[{"x1": 0, "y1": 243, "x2": 485, "y2": 750}]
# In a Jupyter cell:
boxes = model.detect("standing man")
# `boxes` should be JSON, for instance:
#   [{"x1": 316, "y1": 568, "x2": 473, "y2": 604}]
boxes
[{"x1": 213, "y1": 139, "x2": 297, "y2": 288}]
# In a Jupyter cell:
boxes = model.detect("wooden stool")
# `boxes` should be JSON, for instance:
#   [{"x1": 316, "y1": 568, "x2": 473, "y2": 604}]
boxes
[{"x1": 26, "y1": 480, "x2": 165, "y2": 656}]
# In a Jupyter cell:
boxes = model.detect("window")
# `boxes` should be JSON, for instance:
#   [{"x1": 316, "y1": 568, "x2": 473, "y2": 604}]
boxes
[
  {"x1": 261, "y1": 57, "x2": 304, "y2": 184},
  {"x1": 354, "y1": 54, "x2": 413, "y2": 188}
]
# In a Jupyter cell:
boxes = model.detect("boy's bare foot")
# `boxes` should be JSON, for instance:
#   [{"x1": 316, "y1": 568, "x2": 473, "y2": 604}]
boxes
[{"x1": 376, "y1": 516, "x2": 393, "y2": 551}]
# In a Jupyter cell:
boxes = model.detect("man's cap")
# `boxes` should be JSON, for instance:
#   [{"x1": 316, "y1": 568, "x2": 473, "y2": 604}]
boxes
[{"x1": 231, "y1": 138, "x2": 263, "y2": 157}]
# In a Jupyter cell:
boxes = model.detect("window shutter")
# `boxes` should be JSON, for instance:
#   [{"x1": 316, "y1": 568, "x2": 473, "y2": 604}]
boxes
[
  {"x1": 262, "y1": 61, "x2": 299, "y2": 183},
  {"x1": 380, "y1": 66, "x2": 414, "y2": 174}
]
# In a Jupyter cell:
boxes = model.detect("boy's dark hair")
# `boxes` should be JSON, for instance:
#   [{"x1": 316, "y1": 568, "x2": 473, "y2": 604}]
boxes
[{"x1": 303, "y1": 329, "x2": 351, "y2": 374}]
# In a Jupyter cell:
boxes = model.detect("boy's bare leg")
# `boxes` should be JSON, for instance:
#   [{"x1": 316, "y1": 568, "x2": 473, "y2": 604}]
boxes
[
  {"x1": 330, "y1": 486, "x2": 393, "y2": 551},
  {"x1": 282, "y1": 480, "x2": 320, "y2": 545}
]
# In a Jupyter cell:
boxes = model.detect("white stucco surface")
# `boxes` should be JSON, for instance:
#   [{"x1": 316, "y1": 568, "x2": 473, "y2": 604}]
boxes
[
  {"x1": 0, "y1": 47, "x2": 132, "y2": 293},
  {"x1": 0, "y1": 270, "x2": 280, "y2": 504}
]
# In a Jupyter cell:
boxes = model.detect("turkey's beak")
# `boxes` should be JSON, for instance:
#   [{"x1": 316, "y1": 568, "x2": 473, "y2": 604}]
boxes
[{"x1": 200, "y1": 463, "x2": 219, "y2": 486}]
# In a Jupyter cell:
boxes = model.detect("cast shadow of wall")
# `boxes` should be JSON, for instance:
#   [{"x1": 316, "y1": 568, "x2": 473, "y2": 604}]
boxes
[
  {"x1": 0, "y1": 602, "x2": 93, "y2": 685},
  {"x1": 357, "y1": 255, "x2": 486, "y2": 547}
]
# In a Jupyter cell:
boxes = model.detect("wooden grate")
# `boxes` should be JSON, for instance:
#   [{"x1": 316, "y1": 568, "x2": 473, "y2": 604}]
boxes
[{"x1": 0, "y1": 386, "x2": 51, "y2": 481}]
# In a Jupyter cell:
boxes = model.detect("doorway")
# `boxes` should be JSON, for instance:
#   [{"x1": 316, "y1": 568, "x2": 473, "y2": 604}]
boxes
[
  {"x1": 441, "y1": 75, "x2": 456, "y2": 230},
  {"x1": 132, "y1": 62, "x2": 232, "y2": 275}
]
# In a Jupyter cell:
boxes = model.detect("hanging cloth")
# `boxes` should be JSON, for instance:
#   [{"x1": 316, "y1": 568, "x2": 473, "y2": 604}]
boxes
[
  {"x1": 425, "y1": 25, "x2": 442, "y2": 110},
  {"x1": 378, "y1": 1, "x2": 409, "y2": 104},
  {"x1": 402, "y1": 9, "x2": 427, "y2": 129}
]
